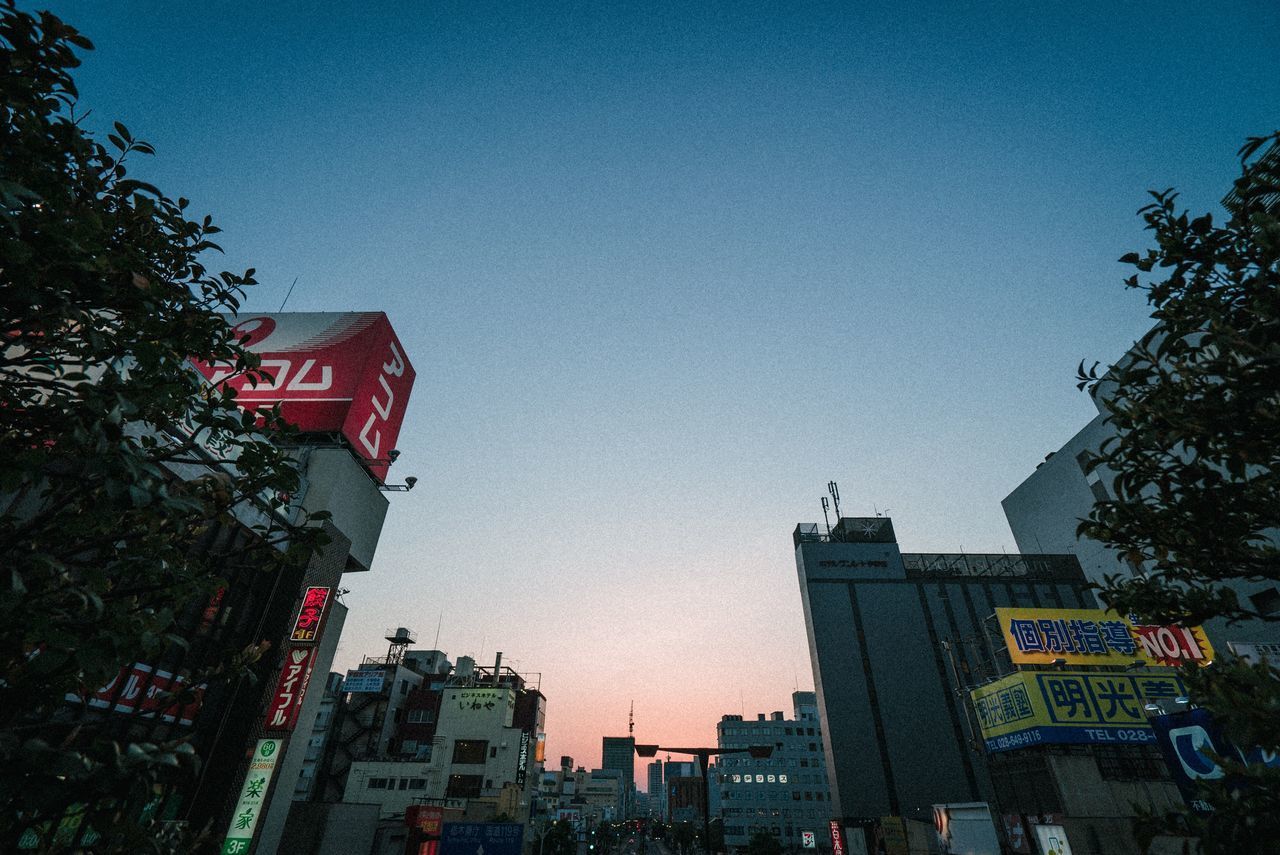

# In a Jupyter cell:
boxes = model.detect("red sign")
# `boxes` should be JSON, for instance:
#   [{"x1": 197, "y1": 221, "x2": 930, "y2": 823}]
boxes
[
  {"x1": 1132, "y1": 624, "x2": 1211, "y2": 666},
  {"x1": 265, "y1": 646, "x2": 317, "y2": 732},
  {"x1": 828, "y1": 821, "x2": 846, "y2": 855},
  {"x1": 290, "y1": 586, "x2": 331, "y2": 643},
  {"x1": 75, "y1": 663, "x2": 204, "y2": 726},
  {"x1": 191, "y1": 312, "x2": 416, "y2": 482},
  {"x1": 407, "y1": 805, "x2": 444, "y2": 836}
]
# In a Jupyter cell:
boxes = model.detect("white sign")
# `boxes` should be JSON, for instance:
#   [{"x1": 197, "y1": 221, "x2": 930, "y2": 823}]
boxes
[
  {"x1": 802, "y1": 831, "x2": 816, "y2": 849},
  {"x1": 342, "y1": 669, "x2": 386, "y2": 693},
  {"x1": 221, "y1": 738, "x2": 282, "y2": 854},
  {"x1": 1034, "y1": 825, "x2": 1073, "y2": 855}
]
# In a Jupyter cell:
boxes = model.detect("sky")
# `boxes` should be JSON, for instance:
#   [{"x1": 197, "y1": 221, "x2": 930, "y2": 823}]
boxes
[{"x1": 47, "y1": 0, "x2": 1279, "y2": 779}]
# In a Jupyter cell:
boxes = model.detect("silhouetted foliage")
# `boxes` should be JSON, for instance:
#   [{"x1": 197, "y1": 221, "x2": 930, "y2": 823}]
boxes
[
  {"x1": 1078, "y1": 130, "x2": 1280, "y2": 853},
  {"x1": 1, "y1": 0, "x2": 323, "y2": 849}
]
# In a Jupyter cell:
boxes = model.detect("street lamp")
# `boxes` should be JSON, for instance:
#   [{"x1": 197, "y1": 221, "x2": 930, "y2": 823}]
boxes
[{"x1": 635, "y1": 743, "x2": 774, "y2": 855}]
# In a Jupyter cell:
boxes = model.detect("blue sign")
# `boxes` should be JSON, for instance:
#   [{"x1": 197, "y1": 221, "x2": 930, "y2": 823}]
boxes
[
  {"x1": 441, "y1": 823, "x2": 525, "y2": 855},
  {"x1": 1152, "y1": 708, "x2": 1280, "y2": 813}
]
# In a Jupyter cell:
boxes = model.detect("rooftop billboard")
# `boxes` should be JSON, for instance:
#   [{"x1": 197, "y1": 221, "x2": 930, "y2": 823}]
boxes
[{"x1": 192, "y1": 312, "x2": 415, "y2": 482}]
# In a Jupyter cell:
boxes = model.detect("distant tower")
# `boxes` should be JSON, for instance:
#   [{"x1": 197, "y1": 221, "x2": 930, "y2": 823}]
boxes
[{"x1": 629, "y1": 700, "x2": 634, "y2": 736}]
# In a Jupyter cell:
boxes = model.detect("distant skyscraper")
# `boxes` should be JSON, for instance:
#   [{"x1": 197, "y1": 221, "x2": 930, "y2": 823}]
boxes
[
  {"x1": 601, "y1": 736, "x2": 636, "y2": 818},
  {"x1": 646, "y1": 760, "x2": 663, "y2": 814}
]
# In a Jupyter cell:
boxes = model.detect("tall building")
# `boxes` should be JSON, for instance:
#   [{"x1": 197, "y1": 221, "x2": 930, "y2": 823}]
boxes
[
  {"x1": 716, "y1": 692, "x2": 830, "y2": 850},
  {"x1": 601, "y1": 736, "x2": 636, "y2": 818},
  {"x1": 646, "y1": 761, "x2": 663, "y2": 817},
  {"x1": 794, "y1": 515, "x2": 1096, "y2": 819}
]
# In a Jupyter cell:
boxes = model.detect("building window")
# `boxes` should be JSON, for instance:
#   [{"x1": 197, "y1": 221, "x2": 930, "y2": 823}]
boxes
[
  {"x1": 368, "y1": 778, "x2": 388, "y2": 790},
  {"x1": 490, "y1": 746, "x2": 498, "y2": 758},
  {"x1": 447, "y1": 774, "x2": 484, "y2": 799},
  {"x1": 407, "y1": 708, "x2": 436, "y2": 724},
  {"x1": 398, "y1": 778, "x2": 409, "y2": 790},
  {"x1": 409, "y1": 778, "x2": 426, "y2": 790},
  {"x1": 452, "y1": 740, "x2": 489, "y2": 765}
]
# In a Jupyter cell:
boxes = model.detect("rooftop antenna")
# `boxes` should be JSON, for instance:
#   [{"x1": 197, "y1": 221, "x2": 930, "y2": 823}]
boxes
[
  {"x1": 827, "y1": 481, "x2": 841, "y2": 518},
  {"x1": 821, "y1": 496, "x2": 832, "y2": 536},
  {"x1": 433, "y1": 611, "x2": 443, "y2": 649},
  {"x1": 278, "y1": 275, "x2": 300, "y2": 312},
  {"x1": 629, "y1": 700, "x2": 635, "y2": 737}
]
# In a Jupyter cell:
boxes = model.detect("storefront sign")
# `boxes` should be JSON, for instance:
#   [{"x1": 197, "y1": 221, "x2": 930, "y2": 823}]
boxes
[
  {"x1": 1033, "y1": 824, "x2": 1072, "y2": 855},
  {"x1": 265, "y1": 646, "x2": 317, "y2": 732},
  {"x1": 440, "y1": 823, "x2": 524, "y2": 855},
  {"x1": 971, "y1": 670, "x2": 1187, "y2": 753},
  {"x1": 828, "y1": 821, "x2": 846, "y2": 855},
  {"x1": 289, "y1": 586, "x2": 331, "y2": 643},
  {"x1": 221, "y1": 738, "x2": 282, "y2": 854},
  {"x1": 72, "y1": 662, "x2": 203, "y2": 726},
  {"x1": 801, "y1": 831, "x2": 816, "y2": 849},
  {"x1": 995, "y1": 607, "x2": 1213, "y2": 667}
]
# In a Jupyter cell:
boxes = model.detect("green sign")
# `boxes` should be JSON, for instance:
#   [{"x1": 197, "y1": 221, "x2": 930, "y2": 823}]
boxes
[{"x1": 221, "y1": 738, "x2": 282, "y2": 854}]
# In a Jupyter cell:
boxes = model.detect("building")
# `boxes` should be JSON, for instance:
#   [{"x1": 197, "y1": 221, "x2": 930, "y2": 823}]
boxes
[
  {"x1": 341, "y1": 652, "x2": 544, "y2": 814},
  {"x1": 716, "y1": 692, "x2": 830, "y2": 850},
  {"x1": 794, "y1": 515, "x2": 1097, "y2": 820},
  {"x1": 537, "y1": 761, "x2": 625, "y2": 826},
  {"x1": 646, "y1": 761, "x2": 663, "y2": 818},
  {"x1": 1001, "y1": 349, "x2": 1280, "y2": 655},
  {"x1": 601, "y1": 736, "x2": 636, "y2": 818},
  {"x1": 661, "y1": 760, "x2": 696, "y2": 822}
]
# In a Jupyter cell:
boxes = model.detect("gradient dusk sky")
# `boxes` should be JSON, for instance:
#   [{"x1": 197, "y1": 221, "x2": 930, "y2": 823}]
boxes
[{"x1": 48, "y1": 1, "x2": 1278, "y2": 777}]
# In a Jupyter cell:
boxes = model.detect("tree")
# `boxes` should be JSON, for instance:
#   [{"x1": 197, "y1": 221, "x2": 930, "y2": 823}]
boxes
[
  {"x1": 535, "y1": 821, "x2": 577, "y2": 855},
  {"x1": 744, "y1": 831, "x2": 782, "y2": 855},
  {"x1": 1, "y1": 1, "x2": 323, "y2": 850},
  {"x1": 1078, "y1": 131, "x2": 1280, "y2": 852}
]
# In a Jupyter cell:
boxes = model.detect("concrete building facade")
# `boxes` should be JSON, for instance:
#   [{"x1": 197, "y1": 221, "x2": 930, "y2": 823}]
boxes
[
  {"x1": 794, "y1": 515, "x2": 1097, "y2": 820},
  {"x1": 716, "y1": 692, "x2": 830, "y2": 850}
]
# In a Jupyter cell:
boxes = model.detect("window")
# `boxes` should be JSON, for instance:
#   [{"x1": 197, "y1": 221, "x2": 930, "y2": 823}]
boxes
[
  {"x1": 784, "y1": 727, "x2": 793, "y2": 735},
  {"x1": 452, "y1": 740, "x2": 489, "y2": 765},
  {"x1": 806, "y1": 728, "x2": 814, "y2": 736},
  {"x1": 407, "y1": 708, "x2": 435, "y2": 724},
  {"x1": 808, "y1": 743, "x2": 817, "y2": 752},
  {"x1": 400, "y1": 680, "x2": 409, "y2": 696},
  {"x1": 447, "y1": 774, "x2": 484, "y2": 799},
  {"x1": 368, "y1": 777, "x2": 388, "y2": 790},
  {"x1": 409, "y1": 778, "x2": 426, "y2": 790},
  {"x1": 398, "y1": 778, "x2": 409, "y2": 790},
  {"x1": 490, "y1": 746, "x2": 498, "y2": 759}
]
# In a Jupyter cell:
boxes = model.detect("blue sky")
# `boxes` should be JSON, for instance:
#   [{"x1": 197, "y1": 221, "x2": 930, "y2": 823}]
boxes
[{"x1": 48, "y1": 0, "x2": 1279, "y2": 766}]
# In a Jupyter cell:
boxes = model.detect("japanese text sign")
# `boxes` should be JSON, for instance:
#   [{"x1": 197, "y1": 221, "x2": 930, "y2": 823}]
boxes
[
  {"x1": 971, "y1": 670, "x2": 1187, "y2": 753},
  {"x1": 996, "y1": 607, "x2": 1214, "y2": 667},
  {"x1": 221, "y1": 738, "x2": 281, "y2": 854},
  {"x1": 265, "y1": 647, "x2": 317, "y2": 732},
  {"x1": 440, "y1": 823, "x2": 524, "y2": 855},
  {"x1": 289, "y1": 586, "x2": 331, "y2": 643},
  {"x1": 71, "y1": 662, "x2": 204, "y2": 726},
  {"x1": 192, "y1": 312, "x2": 416, "y2": 483}
]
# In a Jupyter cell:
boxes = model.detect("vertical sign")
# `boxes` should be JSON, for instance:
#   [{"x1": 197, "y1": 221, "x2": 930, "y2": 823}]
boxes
[
  {"x1": 801, "y1": 831, "x2": 816, "y2": 849},
  {"x1": 828, "y1": 821, "x2": 846, "y2": 855},
  {"x1": 221, "y1": 738, "x2": 282, "y2": 854},
  {"x1": 289, "y1": 586, "x2": 331, "y2": 643},
  {"x1": 516, "y1": 731, "x2": 532, "y2": 787},
  {"x1": 265, "y1": 647, "x2": 318, "y2": 732}
]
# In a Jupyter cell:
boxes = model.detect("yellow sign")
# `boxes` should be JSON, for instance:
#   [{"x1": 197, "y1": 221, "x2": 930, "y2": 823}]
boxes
[
  {"x1": 970, "y1": 670, "x2": 1186, "y2": 753},
  {"x1": 995, "y1": 607, "x2": 1214, "y2": 667}
]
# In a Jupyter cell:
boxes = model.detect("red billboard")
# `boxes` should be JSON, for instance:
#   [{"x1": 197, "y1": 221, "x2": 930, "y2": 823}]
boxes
[
  {"x1": 265, "y1": 646, "x2": 317, "y2": 732},
  {"x1": 191, "y1": 312, "x2": 416, "y2": 482}
]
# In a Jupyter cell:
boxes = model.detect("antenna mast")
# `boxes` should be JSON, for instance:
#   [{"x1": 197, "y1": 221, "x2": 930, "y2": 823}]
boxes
[
  {"x1": 827, "y1": 481, "x2": 841, "y2": 518},
  {"x1": 629, "y1": 700, "x2": 634, "y2": 737}
]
